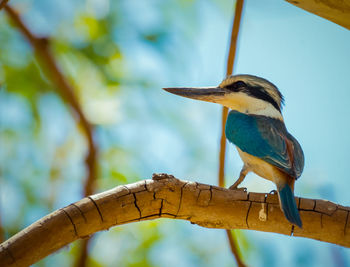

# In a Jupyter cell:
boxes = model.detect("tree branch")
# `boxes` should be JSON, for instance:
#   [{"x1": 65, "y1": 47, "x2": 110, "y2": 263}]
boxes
[
  {"x1": 0, "y1": 208, "x2": 3, "y2": 243},
  {"x1": 4, "y1": 5, "x2": 97, "y2": 197},
  {"x1": 285, "y1": 0, "x2": 350, "y2": 30},
  {"x1": 0, "y1": 0, "x2": 9, "y2": 11},
  {"x1": 0, "y1": 174, "x2": 349, "y2": 267},
  {"x1": 220, "y1": 0, "x2": 245, "y2": 265},
  {"x1": 4, "y1": 6, "x2": 98, "y2": 265},
  {"x1": 219, "y1": 0, "x2": 244, "y2": 188}
]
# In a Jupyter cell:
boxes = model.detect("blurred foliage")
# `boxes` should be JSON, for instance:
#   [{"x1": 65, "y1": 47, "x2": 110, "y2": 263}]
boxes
[
  {"x1": 2, "y1": 0, "x2": 349, "y2": 266},
  {"x1": 0, "y1": 0, "x2": 238, "y2": 266}
]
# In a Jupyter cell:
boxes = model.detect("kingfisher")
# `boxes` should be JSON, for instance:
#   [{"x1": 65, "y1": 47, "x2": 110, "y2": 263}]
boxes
[{"x1": 163, "y1": 74, "x2": 304, "y2": 228}]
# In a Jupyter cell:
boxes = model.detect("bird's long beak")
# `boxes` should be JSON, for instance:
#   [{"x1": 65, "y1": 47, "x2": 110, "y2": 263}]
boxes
[{"x1": 163, "y1": 87, "x2": 227, "y2": 104}]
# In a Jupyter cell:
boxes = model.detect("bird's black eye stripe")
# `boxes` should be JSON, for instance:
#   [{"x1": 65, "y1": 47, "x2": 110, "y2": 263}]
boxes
[
  {"x1": 225, "y1": 81, "x2": 247, "y2": 92},
  {"x1": 245, "y1": 86, "x2": 281, "y2": 112},
  {"x1": 225, "y1": 81, "x2": 281, "y2": 112}
]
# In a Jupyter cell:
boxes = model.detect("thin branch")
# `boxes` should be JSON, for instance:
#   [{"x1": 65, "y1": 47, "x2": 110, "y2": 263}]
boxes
[
  {"x1": 0, "y1": 208, "x2": 3, "y2": 243},
  {"x1": 4, "y1": 5, "x2": 97, "y2": 265},
  {"x1": 0, "y1": 0, "x2": 9, "y2": 11},
  {"x1": 219, "y1": 0, "x2": 244, "y2": 189},
  {"x1": 285, "y1": 0, "x2": 350, "y2": 30},
  {"x1": 74, "y1": 239, "x2": 89, "y2": 267},
  {"x1": 226, "y1": 0, "x2": 244, "y2": 77},
  {"x1": 1, "y1": 174, "x2": 349, "y2": 267},
  {"x1": 0, "y1": 7, "x2": 9, "y2": 240},
  {"x1": 4, "y1": 5, "x2": 97, "y2": 196},
  {"x1": 219, "y1": 0, "x2": 245, "y2": 266},
  {"x1": 226, "y1": 230, "x2": 245, "y2": 267}
]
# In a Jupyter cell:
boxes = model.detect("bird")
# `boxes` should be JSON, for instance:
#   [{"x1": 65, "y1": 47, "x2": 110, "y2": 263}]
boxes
[{"x1": 163, "y1": 74, "x2": 304, "y2": 228}]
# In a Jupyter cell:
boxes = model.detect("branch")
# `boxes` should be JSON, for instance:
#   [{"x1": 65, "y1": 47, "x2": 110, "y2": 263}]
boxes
[
  {"x1": 0, "y1": 0, "x2": 8, "y2": 11},
  {"x1": 219, "y1": 0, "x2": 244, "y2": 187},
  {"x1": 0, "y1": 174, "x2": 349, "y2": 267},
  {"x1": 4, "y1": 6, "x2": 97, "y2": 197},
  {"x1": 220, "y1": 0, "x2": 245, "y2": 265},
  {"x1": 0, "y1": 209, "x2": 3, "y2": 243},
  {"x1": 285, "y1": 0, "x2": 350, "y2": 30},
  {"x1": 4, "y1": 6, "x2": 98, "y2": 265}
]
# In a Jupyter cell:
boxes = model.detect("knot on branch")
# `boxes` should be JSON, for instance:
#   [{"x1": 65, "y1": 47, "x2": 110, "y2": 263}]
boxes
[{"x1": 152, "y1": 173, "x2": 176, "y2": 181}]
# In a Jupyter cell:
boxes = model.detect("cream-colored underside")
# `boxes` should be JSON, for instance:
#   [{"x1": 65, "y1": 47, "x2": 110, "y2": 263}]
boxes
[{"x1": 237, "y1": 147, "x2": 287, "y2": 186}]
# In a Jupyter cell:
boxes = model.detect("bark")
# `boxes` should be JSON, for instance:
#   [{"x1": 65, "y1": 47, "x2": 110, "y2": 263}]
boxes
[
  {"x1": 0, "y1": 174, "x2": 349, "y2": 267},
  {"x1": 285, "y1": 0, "x2": 350, "y2": 30}
]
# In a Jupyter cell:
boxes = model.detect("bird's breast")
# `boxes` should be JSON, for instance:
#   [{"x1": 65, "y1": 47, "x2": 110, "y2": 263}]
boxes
[{"x1": 237, "y1": 147, "x2": 288, "y2": 185}]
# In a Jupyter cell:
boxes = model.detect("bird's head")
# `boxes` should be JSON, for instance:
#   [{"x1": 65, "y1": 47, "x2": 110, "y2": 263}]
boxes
[{"x1": 163, "y1": 74, "x2": 284, "y2": 120}]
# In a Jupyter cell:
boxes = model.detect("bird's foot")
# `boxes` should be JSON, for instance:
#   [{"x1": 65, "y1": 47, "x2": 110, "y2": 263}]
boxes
[
  {"x1": 269, "y1": 189, "x2": 277, "y2": 195},
  {"x1": 229, "y1": 185, "x2": 247, "y2": 192}
]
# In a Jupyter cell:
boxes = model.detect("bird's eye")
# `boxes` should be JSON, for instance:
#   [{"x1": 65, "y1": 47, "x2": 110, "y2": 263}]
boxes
[{"x1": 225, "y1": 81, "x2": 247, "y2": 92}]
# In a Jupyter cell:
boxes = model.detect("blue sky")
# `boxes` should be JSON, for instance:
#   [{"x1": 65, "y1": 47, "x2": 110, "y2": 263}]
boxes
[
  {"x1": 154, "y1": 1, "x2": 350, "y2": 266},
  {"x1": 167, "y1": 0, "x2": 350, "y2": 205}
]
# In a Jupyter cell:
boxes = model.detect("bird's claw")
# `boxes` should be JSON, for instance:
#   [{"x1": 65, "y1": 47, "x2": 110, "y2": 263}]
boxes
[
  {"x1": 229, "y1": 186, "x2": 247, "y2": 192},
  {"x1": 269, "y1": 189, "x2": 277, "y2": 195}
]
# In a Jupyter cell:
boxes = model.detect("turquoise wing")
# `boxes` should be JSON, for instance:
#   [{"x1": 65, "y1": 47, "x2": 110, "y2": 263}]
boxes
[{"x1": 225, "y1": 110, "x2": 304, "y2": 179}]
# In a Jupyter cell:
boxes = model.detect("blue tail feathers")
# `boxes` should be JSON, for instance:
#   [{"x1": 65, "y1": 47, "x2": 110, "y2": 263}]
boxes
[{"x1": 278, "y1": 184, "x2": 302, "y2": 228}]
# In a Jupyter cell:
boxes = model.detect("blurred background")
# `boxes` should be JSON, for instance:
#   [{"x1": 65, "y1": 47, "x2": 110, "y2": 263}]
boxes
[{"x1": 1, "y1": 0, "x2": 350, "y2": 266}]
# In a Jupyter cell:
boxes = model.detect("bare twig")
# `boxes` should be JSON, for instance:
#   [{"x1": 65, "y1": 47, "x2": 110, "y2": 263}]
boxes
[
  {"x1": 1, "y1": 175, "x2": 349, "y2": 267},
  {"x1": 0, "y1": 3, "x2": 10, "y2": 241},
  {"x1": 0, "y1": 209, "x2": 3, "y2": 243},
  {"x1": 219, "y1": 0, "x2": 244, "y2": 188},
  {"x1": 4, "y1": 5, "x2": 97, "y2": 266},
  {"x1": 4, "y1": 5, "x2": 97, "y2": 195},
  {"x1": 226, "y1": 230, "x2": 245, "y2": 267},
  {"x1": 0, "y1": 0, "x2": 9, "y2": 11},
  {"x1": 218, "y1": 0, "x2": 245, "y2": 266},
  {"x1": 75, "y1": 239, "x2": 89, "y2": 267}
]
